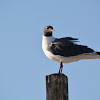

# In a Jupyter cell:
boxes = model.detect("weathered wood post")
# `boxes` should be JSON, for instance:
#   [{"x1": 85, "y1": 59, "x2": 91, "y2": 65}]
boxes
[{"x1": 46, "y1": 73, "x2": 68, "y2": 100}]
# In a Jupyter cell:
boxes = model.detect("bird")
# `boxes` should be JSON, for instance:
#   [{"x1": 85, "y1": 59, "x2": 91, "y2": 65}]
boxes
[{"x1": 42, "y1": 25, "x2": 100, "y2": 73}]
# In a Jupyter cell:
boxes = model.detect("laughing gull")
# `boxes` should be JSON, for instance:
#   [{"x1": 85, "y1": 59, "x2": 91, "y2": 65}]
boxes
[{"x1": 42, "y1": 26, "x2": 100, "y2": 73}]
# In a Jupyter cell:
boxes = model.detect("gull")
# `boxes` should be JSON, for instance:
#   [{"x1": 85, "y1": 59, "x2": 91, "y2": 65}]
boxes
[{"x1": 42, "y1": 26, "x2": 100, "y2": 73}]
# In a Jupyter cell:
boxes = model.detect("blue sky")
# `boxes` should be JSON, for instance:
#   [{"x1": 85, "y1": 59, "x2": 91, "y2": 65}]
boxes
[{"x1": 0, "y1": 0, "x2": 100, "y2": 100}]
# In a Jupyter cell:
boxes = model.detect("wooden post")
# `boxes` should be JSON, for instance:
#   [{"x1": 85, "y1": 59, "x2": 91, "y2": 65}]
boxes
[{"x1": 46, "y1": 73, "x2": 68, "y2": 100}]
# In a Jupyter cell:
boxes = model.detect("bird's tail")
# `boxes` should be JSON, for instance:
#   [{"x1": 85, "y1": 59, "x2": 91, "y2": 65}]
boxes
[
  {"x1": 82, "y1": 52, "x2": 100, "y2": 59},
  {"x1": 96, "y1": 52, "x2": 100, "y2": 55},
  {"x1": 91, "y1": 52, "x2": 100, "y2": 59}
]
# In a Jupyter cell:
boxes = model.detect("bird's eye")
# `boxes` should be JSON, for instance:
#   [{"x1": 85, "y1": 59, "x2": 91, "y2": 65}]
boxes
[
  {"x1": 45, "y1": 26, "x2": 53, "y2": 30},
  {"x1": 45, "y1": 27, "x2": 48, "y2": 30},
  {"x1": 47, "y1": 27, "x2": 49, "y2": 29}
]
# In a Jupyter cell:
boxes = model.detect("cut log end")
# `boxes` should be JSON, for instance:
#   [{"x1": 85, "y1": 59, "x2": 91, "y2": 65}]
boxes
[{"x1": 46, "y1": 73, "x2": 68, "y2": 100}]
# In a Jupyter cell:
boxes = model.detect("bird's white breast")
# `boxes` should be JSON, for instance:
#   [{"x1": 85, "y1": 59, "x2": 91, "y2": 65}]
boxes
[{"x1": 42, "y1": 36, "x2": 61, "y2": 62}]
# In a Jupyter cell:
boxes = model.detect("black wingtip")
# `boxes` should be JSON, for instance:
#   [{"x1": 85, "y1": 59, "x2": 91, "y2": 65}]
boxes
[{"x1": 97, "y1": 52, "x2": 100, "y2": 55}]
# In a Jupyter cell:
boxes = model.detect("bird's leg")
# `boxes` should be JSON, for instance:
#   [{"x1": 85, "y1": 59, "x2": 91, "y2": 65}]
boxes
[{"x1": 59, "y1": 62, "x2": 63, "y2": 74}]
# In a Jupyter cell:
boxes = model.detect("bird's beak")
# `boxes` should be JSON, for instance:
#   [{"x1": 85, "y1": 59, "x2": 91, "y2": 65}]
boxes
[{"x1": 49, "y1": 29, "x2": 55, "y2": 32}]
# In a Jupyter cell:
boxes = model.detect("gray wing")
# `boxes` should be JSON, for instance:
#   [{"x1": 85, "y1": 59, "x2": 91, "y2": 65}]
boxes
[{"x1": 47, "y1": 37, "x2": 94, "y2": 57}]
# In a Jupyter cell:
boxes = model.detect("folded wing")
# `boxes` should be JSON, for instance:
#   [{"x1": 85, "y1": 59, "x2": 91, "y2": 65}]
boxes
[{"x1": 47, "y1": 37, "x2": 94, "y2": 57}]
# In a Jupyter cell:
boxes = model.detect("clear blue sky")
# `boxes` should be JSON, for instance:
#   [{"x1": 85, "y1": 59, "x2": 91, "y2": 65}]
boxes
[{"x1": 0, "y1": 0, "x2": 100, "y2": 100}]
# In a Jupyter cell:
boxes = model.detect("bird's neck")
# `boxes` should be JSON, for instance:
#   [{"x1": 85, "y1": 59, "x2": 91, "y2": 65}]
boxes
[
  {"x1": 44, "y1": 32, "x2": 52, "y2": 36},
  {"x1": 42, "y1": 35, "x2": 55, "y2": 46}
]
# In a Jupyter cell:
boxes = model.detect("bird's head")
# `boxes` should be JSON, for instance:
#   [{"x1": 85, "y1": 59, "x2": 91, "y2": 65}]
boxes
[{"x1": 44, "y1": 26, "x2": 55, "y2": 36}]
